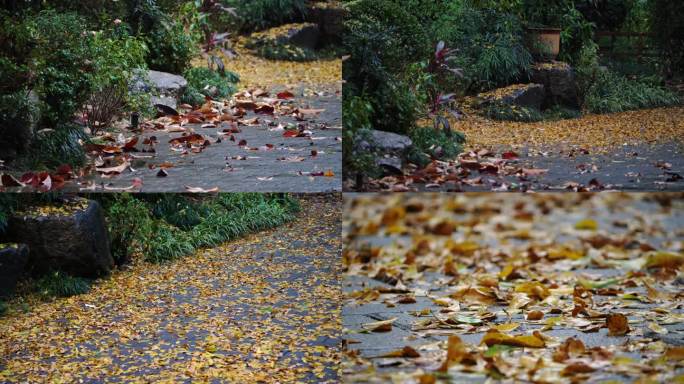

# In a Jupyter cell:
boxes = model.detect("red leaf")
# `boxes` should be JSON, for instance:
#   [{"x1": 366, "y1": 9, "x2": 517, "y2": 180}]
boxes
[
  {"x1": 277, "y1": 91, "x2": 295, "y2": 99},
  {"x1": 1, "y1": 173, "x2": 24, "y2": 187},
  {"x1": 502, "y1": 151, "x2": 519, "y2": 160}
]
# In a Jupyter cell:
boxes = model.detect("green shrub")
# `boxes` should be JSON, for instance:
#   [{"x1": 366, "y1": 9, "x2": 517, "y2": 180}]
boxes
[
  {"x1": 542, "y1": 105, "x2": 581, "y2": 120},
  {"x1": 181, "y1": 67, "x2": 239, "y2": 106},
  {"x1": 407, "y1": 125, "x2": 465, "y2": 167},
  {"x1": 225, "y1": 0, "x2": 308, "y2": 32},
  {"x1": 584, "y1": 70, "x2": 680, "y2": 114},
  {"x1": 102, "y1": 194, "x2": 299, "y2": 264},
  {"x1": 0, "y1": 300, "x2": 6, "y2": 316},
  {"x1": 35, "y1": 271, "x2": 91, "y2": 298},
  {"x1": 104, "y1": 194, "x2": 154, "y2": 264},
  {"x1": 346, "y1": 1, "x2": 430, "y2": 73},
  {"x1": 0, "y1": 194, "x2": 17, "y2": 235},
  {"x1": 433, "y1": 6, "x2": 532, "y2": 91},
  {"x1": 145, "y1": 19, "x2": 197, "y2": 74},
  {"x1": 30, "y1": 10, "x2": 98, "y2": 128},
  {"x1": 342, "y1": 96, "x2": 381, "y2": 181}
]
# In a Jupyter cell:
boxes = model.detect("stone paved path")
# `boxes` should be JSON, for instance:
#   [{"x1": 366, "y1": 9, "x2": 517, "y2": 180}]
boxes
[
  {"x1": 91, "y1": 86, "x2": 341, "y2": 193},
  {"x1": 342, "y1": 193, "x2": 684, "y2": 383},
  {"x1": 0, "y1": 195, "x2": 341, "y2": 383}
]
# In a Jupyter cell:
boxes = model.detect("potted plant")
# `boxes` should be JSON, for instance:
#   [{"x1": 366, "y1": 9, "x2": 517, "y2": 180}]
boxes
[{"x1": 522, "y1": 0, "x2": 569, "y2": 60}]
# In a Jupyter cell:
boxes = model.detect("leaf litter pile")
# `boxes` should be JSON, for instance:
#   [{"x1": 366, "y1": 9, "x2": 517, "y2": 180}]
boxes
[
  {"x1": 0, "y1": 39, "x2": 341, "y2": 193},
  {"x1": 0, "y1": 195, "x2": 341, "y2": 383},
  {"x1": 342, "y1": 193, "x2": 684, "y2": 383}
]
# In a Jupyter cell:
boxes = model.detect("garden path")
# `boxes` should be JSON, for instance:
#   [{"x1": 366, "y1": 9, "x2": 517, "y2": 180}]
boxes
[
  {"x1": 0, "y1": 195, "x2": 341, "y2": 383},
  {"x1": 366, "y1": 107, "x2": 684, "y2": 192},
  {"x1": 342, "y1": 193, "x2": 684, "y2": 383}
]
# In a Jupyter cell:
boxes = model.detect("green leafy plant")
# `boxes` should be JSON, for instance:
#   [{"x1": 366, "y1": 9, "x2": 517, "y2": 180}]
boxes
[
  {"x1": 145, "y1": 19, "x2": 198, "y2": 74},
  {"x1": 85, "y1": 26, "x2": 148, "y2": 133},
  {"x1": 0, "y1": 300, "x2": 7, "y2": 316},
  {"x1": 103, "y1": 193, "x2": 154, "y2": 265},
  {"x1": 181, "y1": 67, "x2": 239, "y2": 106},
  {"x1": 433, "y1": 6, "x2": 532, "y2": 91},
  {"x1": 30, "y1": 10, "x2": 99, "y2": 128},
  {"x1": 482, "y1": 102, "x2": 544, "y2": 122},
  {"x1": 34, "y1": 271, "x2": 91, "y2": 298}
]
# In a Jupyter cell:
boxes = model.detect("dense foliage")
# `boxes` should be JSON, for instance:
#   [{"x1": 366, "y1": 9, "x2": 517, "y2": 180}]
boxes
[{"x1": 224, "y1": 0, "x2": 308, "y2": 32}]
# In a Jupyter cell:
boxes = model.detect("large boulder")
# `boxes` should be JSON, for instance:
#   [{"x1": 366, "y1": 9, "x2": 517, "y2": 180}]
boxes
[
  {"x1": 307, "y1": 1, "x2": 347, "y2": 42},
  {"x1": 478, "y1": 83, "x2": 546, "y2": 110},
  {"x1": 0, "y1": 244, "x2": 29, "y2": 298},
  {"x1": 530, "y1": 61, "x2": 580, "y2": 108},
  {"x1": 7, "y1": 199, "x2": 113, "y2": 278},
  {"x1": 130, "y1": 69, "x2": 188, "y2": 110},
  {"x1": 251, "y1": 23, "x2": 321, "y2": 50},
  {"x1": 365, "y1": 130, "x2": 413, "y2": 175}
]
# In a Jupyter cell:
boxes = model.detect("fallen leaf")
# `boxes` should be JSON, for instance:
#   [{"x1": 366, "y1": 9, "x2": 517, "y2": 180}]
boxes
[
  {"x1": 362, "y1": 318, "x2": 396, "y2": 332},
  {"x1": 606, "y1": 313, "x2": 630, "y2": 336}
]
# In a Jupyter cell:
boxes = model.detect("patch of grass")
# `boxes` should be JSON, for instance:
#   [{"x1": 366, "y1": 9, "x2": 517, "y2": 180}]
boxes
[
  {"x1": 483, "y1": 103, "x2": 583, "y2": 122},
  {"x1": 149, "y1": 194, "x2": 209, "y2": 230},
  {"x1": 585, "y1": 70, "x2": 680, "y2": 114},
  {"x1": 542, "y1": 105, "x2": 581, "y2": 120},
  {"x1": 483, "y1": 103, "x2": 544, "y2": 122},
  {"x1": 407, "y1": 125, "x2": 465, "y2": 167},
  {"x1": 102, "y1": 194, "x2": 300, "y2": 264},
  {"x1": 146, "y1": 222, "x2": 195, "y2": 263},
  {"x1": 18, "y1": 124, "x2": 88, "y2": 170},
  {"x1": 246, "y1": 39, "x2": 319, "y2": 62},
  {"x1": 34, "y1": 271, "x2": 91, "y2": 298}
]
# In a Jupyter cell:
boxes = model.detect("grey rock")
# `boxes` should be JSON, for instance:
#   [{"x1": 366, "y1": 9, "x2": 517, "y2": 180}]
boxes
[
  {"x1": 377, "y1": 156, "x2": 403, "y2": 176},
  {"x1": 370, "y1": 130, "x2": 413, "y2": 172},
  {"x1": 480, "y1": 83, "x2": 546, "y2": 110},
  {"x1": 130, "y1": 69, "x2": 188, "y2": 110},
  {"x1": 0, "y1": 244, "x2": 29, "y2": 298},
  {"x1": 531, "y1": 61, "x2": 580, "y2": 108},
  {"x1": 7, "y1": 200, "x2": 113, "y2": 278},
  {"x1": 282, "y1": 23, "x2": 320, "y2": 50},
  {"x1": 370, "y1": 130, "x2": 413, "y2": 155}
]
